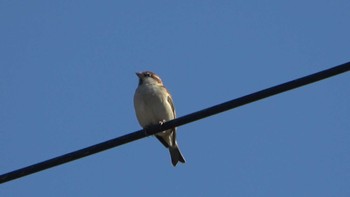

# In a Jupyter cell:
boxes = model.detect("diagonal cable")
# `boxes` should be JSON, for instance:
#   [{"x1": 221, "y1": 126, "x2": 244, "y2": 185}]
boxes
[{"x1": 1, "y1": 61, "x2": 349, "y2": 184}]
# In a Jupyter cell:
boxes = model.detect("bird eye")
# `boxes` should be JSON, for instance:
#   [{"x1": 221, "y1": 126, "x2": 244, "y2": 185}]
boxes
[{"x1": 144, "y1": 73, "x2": 151, "y2": 77}]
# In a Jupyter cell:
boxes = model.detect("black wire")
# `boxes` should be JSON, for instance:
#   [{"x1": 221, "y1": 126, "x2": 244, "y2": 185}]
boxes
[{"x1": 1, "y1": 61, "x2": 349, "y2": 184}]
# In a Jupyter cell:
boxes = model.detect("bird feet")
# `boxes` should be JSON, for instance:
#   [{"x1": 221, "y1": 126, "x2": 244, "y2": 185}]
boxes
[
  {"x1": 158, "y1": 120, "x2": 166, "y2": 125},
  {"x1": 143, "y1": 120, "x2": 166, "y2": 136}
]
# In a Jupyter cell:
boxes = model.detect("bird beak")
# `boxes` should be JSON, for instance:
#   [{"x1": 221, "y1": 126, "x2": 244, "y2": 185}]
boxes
[{"x1": 136, "y1": 72, "x2": 142, "y2": 78}]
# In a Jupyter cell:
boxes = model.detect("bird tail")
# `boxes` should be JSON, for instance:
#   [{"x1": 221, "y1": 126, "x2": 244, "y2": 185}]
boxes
[{"x1": 169, "y1": 145, "x2": 186, "y2": 166}]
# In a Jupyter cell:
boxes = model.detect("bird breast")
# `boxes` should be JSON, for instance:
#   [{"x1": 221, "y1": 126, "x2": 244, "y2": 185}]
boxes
[{"x1": 134, "y1": 85, "x2": 175, "y2": 128}]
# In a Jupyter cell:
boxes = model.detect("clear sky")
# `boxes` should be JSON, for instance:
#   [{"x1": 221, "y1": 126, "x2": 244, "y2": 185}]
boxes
[{"x1": 1, "y1": 1, "x2": 349, "y2": 196}]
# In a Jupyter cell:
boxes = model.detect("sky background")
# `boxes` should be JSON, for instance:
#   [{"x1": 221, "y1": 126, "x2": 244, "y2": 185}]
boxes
[{"x1": 1, "y1": 1, "x2": 349, "y2": 196}]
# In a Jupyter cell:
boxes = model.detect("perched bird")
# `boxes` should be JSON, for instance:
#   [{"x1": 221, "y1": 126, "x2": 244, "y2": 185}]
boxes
[{"x1": 134, "y1": 71, "x2": 185, "y2": 166}]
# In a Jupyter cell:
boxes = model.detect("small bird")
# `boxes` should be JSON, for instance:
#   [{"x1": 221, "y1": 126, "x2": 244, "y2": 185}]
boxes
[{"x1": 134, "y1": 71, "x2": 186, "y2": 166}]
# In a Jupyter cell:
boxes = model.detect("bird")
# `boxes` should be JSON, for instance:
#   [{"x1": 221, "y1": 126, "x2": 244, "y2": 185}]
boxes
[{"x1": 134, "y1": 71, "x2": 185, "y2": 166}]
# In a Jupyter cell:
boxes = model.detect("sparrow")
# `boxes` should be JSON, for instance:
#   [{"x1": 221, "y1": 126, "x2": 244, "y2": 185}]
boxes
[{"x1": 134, "y1": 71, "x2": 186, "y2": 166}]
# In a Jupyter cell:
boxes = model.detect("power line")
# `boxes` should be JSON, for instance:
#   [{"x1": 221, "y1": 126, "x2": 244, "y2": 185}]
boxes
[{"x1": 1, "y1": 61, "x2": 349, "y2": 184}]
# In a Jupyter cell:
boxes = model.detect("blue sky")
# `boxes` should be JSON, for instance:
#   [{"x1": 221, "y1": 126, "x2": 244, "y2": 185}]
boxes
[{"x1": 1, "y1": 1, "x2": 349, "y2": 196}]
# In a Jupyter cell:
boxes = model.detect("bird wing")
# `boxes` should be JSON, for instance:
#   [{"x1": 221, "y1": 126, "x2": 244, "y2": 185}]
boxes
[
  {"x1": 156, "y1": 135, "x2": 170, "y2": 148},
  {"x1": 155, "y1": 86, "x2": 177, "y2": 148},
  {"x1": 166, "y1": 92, "x2": 176, "y2": 117},
  {"x1": 166, "y1": 94, "x2": 177, "y2": 146}
]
